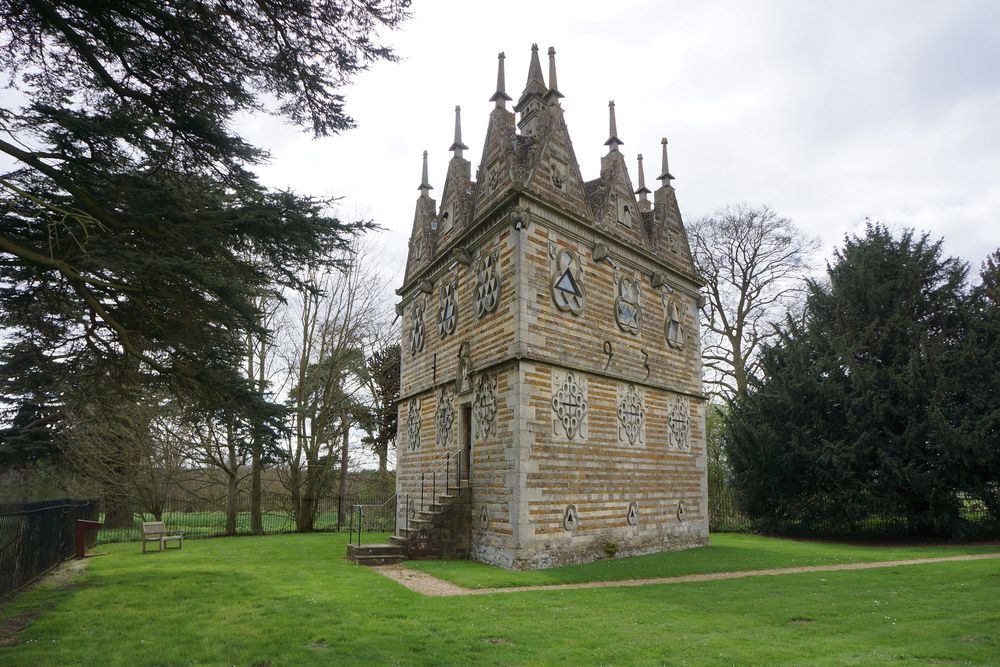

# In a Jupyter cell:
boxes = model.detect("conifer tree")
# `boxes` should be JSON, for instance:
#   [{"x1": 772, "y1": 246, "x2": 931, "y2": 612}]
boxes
[
  {"x1": 0, "y1": 1, "x2": 409, "y2": 460},
  {"x1": 728, "y1": 223, "x2": 970, "y2": 534}
]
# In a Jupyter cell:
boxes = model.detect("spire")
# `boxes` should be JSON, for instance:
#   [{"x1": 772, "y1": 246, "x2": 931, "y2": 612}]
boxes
[
  {"x1": 604, "y1": 101, "x2": 624, "y2": 152},
  {"x1": 489, "y1": 52, "x2": 513, "y2": 108},
  {"x1": 635, "y1": 153, "x2": 651, "y2": 212},
  {"x1": 657, "y1": 137, "x2": 675, "y2": 185},
  {"x1": 418, "y1": 150, "x2": 432, "y2": 196},
  {"x1": 449, "y1": 106, "x2": 469, "y2": 158},
  {"x1": 515, "y1": 43, "x2": 547, "y2": 110},
  {"x1": 635, "y1": 153, "x2": 651, "y2": 195},
  {"x1": 546, "y1": 46, "x2": 564, "y2": 101}
]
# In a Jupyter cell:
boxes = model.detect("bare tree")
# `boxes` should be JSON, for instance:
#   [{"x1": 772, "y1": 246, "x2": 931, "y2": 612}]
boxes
[
  {"x1": 242, "y1": 293, "x2": 284, "y2": 534},
  {"x1": 278, "y1": 240, "x2": 389, "y2": 531},
  {"x1": 689, "y1": 204, "x2": 820, "y2": 400}
]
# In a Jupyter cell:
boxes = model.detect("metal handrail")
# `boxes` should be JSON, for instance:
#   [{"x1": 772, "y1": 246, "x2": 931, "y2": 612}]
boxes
[{"x1": 350, "y1": 448, "x2": 466, "y2": 547}]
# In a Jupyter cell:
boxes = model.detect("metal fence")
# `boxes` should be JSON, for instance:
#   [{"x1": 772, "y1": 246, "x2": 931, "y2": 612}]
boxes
[
  {"x1": 94, "y1": 491, "x2": 395, "y2": 544},
  {"x1": 0, "y1": 499, "x2": 100, "y2": 598}
]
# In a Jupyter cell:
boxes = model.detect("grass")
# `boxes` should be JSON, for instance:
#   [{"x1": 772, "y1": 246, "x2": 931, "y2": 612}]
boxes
[
  {"x1": 0, "y1": 533, "x2": 997, "y2": 665},
  {"x1": 405, "y1": 533, "x2": 1000, "y2": 588}
]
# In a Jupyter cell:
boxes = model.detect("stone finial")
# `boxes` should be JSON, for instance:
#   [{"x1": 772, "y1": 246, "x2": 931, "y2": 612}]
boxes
[
  {"x1": 546, "y1": 46, "x2": 564, "y2": 100},
  {"x1": 418, "y1": 150, "x2": 433, "y2": 195},
  {"x1": 516, "y1": 43, "x2": 548, "y2": 110},
  {"x1": 449, "y1": 105, "x2": 469, "y2": 158},
  {"x1": 489, "y1": 52, "x2": 513, "y2": 108},
  {"x1": 635, "y1": 154, "x2": 652, "y2": 204},
  {"x1": 604, "y1": 101, "x2": 624, "y2": 152},
  {"x1": 657, "y1": 137, "x2": 675, "y2": 184}
]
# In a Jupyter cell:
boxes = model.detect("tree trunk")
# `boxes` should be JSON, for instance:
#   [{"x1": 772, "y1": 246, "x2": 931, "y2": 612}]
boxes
[
  {"x1": 297, "y1": 465, "x2": 316, "y2": 532},
  {"x1": 337, "y1": 420, "x2": 350, "y2": 530},
  {"x1": 225, "y1": 471, "x2": 238, "y2": 535},
  {"x1": 102, "y1": 498, "x2": 134, "y2": 529},
  {"x1": 378, "y1": 445, "x2": 388, "y2": 479},
  {"x1": 250, "y1": 442, "x2": 263, "y2": 535}
]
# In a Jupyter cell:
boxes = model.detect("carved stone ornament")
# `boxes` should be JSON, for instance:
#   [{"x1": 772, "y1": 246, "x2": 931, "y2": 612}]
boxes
[
  {"x1": 549, "y1": 160, "x2": 566, "y2": 191},
  {"x1": 563, "y1": 504, "x2": 579, "y2": 531},
  {"x1": 616, "y1": 384, "x2": 645, "y2": 446},
  {"x1": 474, "y1": 248, "x2": 501, "y2": 318},
  {"x1": 409, "y1": 299, "x2": 425, "y2": 356},
  {"x1": 665, "y1": 296, "x2": 687, "y2": 350},
  {"x1": 668, "y1": 396, "x2": 691, "y2": 451},
  {"x1": 479, "y1": 505, "x2": 490, "y2": 532},
  {"x1": 627, "y1": 501, "x2": 639, "y2": 527},
  {"x1": 487, "y1": 163, "x2": 500, "y2": 192},
  {"x1": 455, "y1": 341, "x2": 473, "y2": 394},
  {"x1": 437, "y1": 278, "x2": 458, "y2": 338},
  {"x1": 677, "y1": 500, "x2": 687, "y2": 523},
  {"x1": 552, "y1": 371, "x2": 588, "y2": 440},
  {"x1": 615, "y1": 270, "x2": 642, "y2": 335},
  {"x1": 435, "y1": 387, "x2": 454, "y2": 448},
  {"x1": 509, "y1": 205, "x2": 529, "y2": 230},
  {"x1": 407, "y1": 398, "x2": 421, "y2": 451},
  {"x1": 549, "y1": 243, "x2": 585, "y2": 315},
  {"x1": 474, "y1": 373, "x2": 497, "y2": 441}
]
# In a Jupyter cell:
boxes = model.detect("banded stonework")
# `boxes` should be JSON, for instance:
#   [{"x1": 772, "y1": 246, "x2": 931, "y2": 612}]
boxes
[{"x1": 396, "y1": 44, "x2": 708, "y2": 570}]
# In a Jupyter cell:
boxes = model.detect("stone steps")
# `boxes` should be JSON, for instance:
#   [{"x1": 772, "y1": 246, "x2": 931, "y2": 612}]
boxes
[{"x1": 346, "y1": 542, "x2": 407, "y2": 566}]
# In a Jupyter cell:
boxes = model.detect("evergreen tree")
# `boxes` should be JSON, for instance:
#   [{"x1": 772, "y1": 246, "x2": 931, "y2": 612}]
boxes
[
  {"x1": 956, "y1": 251, "x2": 1000, "y2": 520},
  {"x1": 728, "y1": 223, "x2": 970, "y2": 534},
  {"x1": 0, "y1": 1, "x2": 409, "y2": 460}
]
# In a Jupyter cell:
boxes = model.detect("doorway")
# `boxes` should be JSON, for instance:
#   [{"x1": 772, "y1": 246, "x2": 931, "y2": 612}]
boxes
[{"x1": 460, "y1": 404, "x2": 472, "y2": 481}]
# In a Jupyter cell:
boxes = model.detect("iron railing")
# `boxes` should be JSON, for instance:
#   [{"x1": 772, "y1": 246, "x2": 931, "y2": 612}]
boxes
[
  {"x1": 350, "y1": 449, "x2": 466, "y2": 547},
  {"x1": 0, "y1": 499, "x2": 100, "y2": 598}
]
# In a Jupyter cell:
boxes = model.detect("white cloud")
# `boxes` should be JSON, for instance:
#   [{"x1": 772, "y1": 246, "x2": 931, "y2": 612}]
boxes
[{"x1": 242, "y1": 0, "x2": 1000, "y2": 280}]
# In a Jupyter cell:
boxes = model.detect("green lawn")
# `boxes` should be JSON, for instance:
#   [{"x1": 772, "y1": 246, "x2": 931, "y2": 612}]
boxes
[
  {"x1": 405, "y1": 533, "x2": 1000, "y2": 588},
  {"x1": 0, "y1": 533, "x2": 997, "y2": 666}
]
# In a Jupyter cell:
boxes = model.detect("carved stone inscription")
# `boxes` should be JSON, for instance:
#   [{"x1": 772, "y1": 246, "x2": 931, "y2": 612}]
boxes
[{"x1": 552, "y1": 370, "x2": 588, "y2": 440}]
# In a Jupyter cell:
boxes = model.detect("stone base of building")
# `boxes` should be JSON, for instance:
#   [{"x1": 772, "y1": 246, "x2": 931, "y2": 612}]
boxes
[{"x1": 469, "y1": 524, "x2": 710, "y2": 571}]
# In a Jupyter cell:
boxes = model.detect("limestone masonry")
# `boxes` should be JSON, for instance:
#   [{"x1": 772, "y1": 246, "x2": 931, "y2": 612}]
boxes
[{"x1": 395, "y1": 45, "x2": 708, "y2": 569}]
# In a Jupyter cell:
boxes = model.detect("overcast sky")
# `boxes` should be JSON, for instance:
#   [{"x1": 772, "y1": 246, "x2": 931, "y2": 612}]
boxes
[{"x1": 242, "y1": 0, "x2": 1000, "y2": 282}]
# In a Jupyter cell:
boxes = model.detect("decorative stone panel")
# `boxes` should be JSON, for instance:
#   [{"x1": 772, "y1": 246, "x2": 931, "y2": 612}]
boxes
[
  {"x1": 664, "y1": 294, "x2": 687, "y2": 350},
  {"x1": 616, "y1": 383, "x2": 645, "y2": 446},
  {"x1": 668, "y1": 396, "x2": 690, "y2": 451},
  {"x1": 474, "y1": 248, "x2": 501, "y2": 318},
  {"x1": 435, "y1": 387, "x2": 454, "y2": 447},
  {"x1": 437, "y1": 277, "x2": 458, "y2": 338},
  {"x1": 409, "y1": 299, "x2": 426, "y2": 355},
  {"x1": 614, "y1": 269, "x2": 642, "y2": 335},
  {"x1": 406, "y1": 398, "x2": 421, "y2": 450},
  {"x1": 474, "y1": 372, "x2": 497, "y2": 441},
  {"x1": 627, "y1": 501, "x2": 639, "y2": 526},
  {"x1": 552, "y1": 370, "x2": 588, "y2": 440},
  {"x1": 549, "y1": 243, "x2": 585, "y2": 315}
]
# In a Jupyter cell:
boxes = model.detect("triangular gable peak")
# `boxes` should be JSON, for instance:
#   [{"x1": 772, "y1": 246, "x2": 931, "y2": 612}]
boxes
[
  {"x1": 403, "y1": 151, "x2": 440, "y2": 283},
  {"x1": 648, "y1": 138, "x2": 697, "y2": 278},
  {"x1": 591, "y1": 147, "x2": 647, "y2": 247},
  {"x1": 470, "y1": 106, "x2": 519, "y2": 220},
  {"x1": 521, "y1": 105, "x2": 594, "y2": 222},
  {"x1": 437, "y1": 107, "x2": 474, "y2": 242}
]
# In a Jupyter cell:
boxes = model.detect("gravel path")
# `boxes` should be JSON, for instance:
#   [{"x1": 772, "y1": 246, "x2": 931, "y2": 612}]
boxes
[{"x1": 372, "y1": 552, "x2": 1000, "y2": 597}]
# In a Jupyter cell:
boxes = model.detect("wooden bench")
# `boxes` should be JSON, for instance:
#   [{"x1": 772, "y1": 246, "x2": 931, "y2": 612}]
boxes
[{"x1": 141, "y1": 521, "x2": 184, "y2": 553}]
